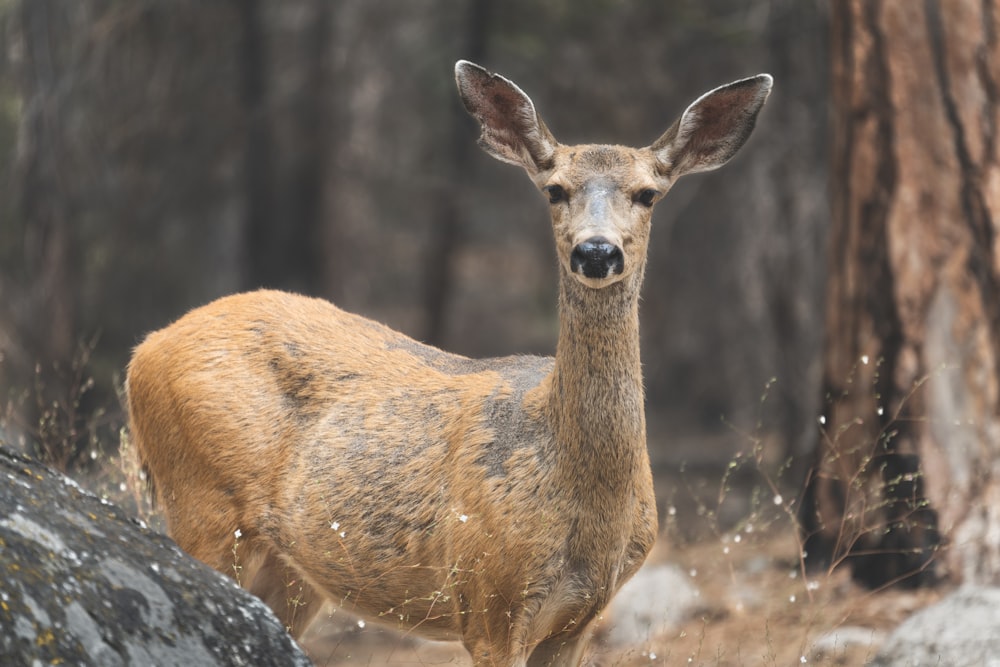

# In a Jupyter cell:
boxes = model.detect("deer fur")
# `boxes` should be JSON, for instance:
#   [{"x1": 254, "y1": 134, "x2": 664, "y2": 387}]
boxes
[{"x1": 126, "y1": 61, "x2": 771, "y2": 667}]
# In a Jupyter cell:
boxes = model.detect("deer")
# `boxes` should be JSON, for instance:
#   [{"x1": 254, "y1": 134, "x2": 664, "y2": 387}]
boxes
[{"x1": 125, "y1": 61, "x2": 771, "y2": 667}]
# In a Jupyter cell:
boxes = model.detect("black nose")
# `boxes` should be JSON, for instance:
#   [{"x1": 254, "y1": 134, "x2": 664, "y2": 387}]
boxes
[{"x1": 570, "y1": 237, "x2": 624, "y2": 279}]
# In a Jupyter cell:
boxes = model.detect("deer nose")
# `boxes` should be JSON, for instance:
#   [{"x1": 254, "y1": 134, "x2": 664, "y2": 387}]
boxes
[{"x1": 570, "y1": 237, "x2": 624, "y2": 279}]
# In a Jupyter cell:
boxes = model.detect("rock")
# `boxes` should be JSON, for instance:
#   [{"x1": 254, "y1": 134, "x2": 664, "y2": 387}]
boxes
[
  {"x1": 870, "y1": 585, "x2": 1000, "y2": 667},
  {"x1": 600, "y1": 563, "x2": 702, "y2": 647},
  {"x1": 0, "y1": 446, "x2": 310, "y2": 666}
]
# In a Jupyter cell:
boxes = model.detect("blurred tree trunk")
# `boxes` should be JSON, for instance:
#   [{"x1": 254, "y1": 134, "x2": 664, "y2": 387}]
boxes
[
  {"x1": 801, "y1": 0, "x2": 1000, "y2": 588},
  {"x1": 241, "y1": 0, "x2": 331, "y2": 293},
  {"x1": 12, "y1": 1, "x2": 85, "y2": 470},
  {"x1": 420, "y1": 0, "x2": 492, "y2": 345},
  {"x1": 18, "y1": 1, "x2": 77, "y2": 379},
  {"x1": 7, "y1": 0, "x2": 247, "y2": 469},
  {"x1": 238, "y1": 0, "x2": 274, "y2": 290}
]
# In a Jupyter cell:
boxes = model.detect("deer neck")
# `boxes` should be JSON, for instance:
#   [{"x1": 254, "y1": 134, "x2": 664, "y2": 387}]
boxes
[{"x1": 542, "y1": 267, "x2": 647, "y2": 486}]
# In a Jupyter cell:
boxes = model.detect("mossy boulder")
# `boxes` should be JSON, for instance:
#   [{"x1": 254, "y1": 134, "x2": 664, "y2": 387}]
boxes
[{"x1": 0, "y1": 447, "x2": 310, "y2": 666}]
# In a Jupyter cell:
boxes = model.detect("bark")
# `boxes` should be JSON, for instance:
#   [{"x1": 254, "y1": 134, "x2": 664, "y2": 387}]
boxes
[{"x1": 802, "y1": 0, "x2": 1000, "y2": 587}]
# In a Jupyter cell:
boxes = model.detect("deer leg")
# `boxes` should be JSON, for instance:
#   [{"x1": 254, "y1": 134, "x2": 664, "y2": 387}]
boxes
[
  {"x1": 526, "y1": 630, "x2": 593, "y2": 667},
  {"x1": 247, "y1": 549, "x2": 325, "y2": 637}
]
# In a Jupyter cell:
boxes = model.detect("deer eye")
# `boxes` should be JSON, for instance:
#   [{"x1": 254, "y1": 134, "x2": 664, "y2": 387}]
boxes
[
  {"x1": 634, "y1": 188, "x2": 659, "y2": 208},
  {"x1": 543, "y1": 184, "x2": 567, "y2": 205}
]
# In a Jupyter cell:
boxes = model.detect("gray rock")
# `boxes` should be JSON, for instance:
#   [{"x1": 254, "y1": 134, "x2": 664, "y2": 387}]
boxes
[
  {"x1": 0, "y1": 446, "x2": 311, "y2": 666},
  {"x1": 601, "y1": 563, "x2": 702, "y2": 647},
  {"x1": 870, "y1": 585, "x2": 1000, "y2": 667}
]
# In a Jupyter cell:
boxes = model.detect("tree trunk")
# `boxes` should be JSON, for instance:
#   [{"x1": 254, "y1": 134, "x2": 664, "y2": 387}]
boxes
[
  {"x1": 12, "y1": 1, "x2": 85, "y2": 469},
  {"x1": 241, "y1": 0, "x2": 332, "y2": 294},
  {"x1": 420, "y1": 0, "x2": 492, "y2": 346},
  {"x1": 17, "y1": 0, "x2": 78, "y2": 381},
  {"x1": 802, "y1": 0, "x2": 1000, "y2": 588}
]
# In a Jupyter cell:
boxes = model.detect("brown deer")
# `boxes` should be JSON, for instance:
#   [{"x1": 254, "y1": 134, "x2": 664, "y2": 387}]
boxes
[{"x1": 126, "y1": 61, "x2": 771, "y2": 666}]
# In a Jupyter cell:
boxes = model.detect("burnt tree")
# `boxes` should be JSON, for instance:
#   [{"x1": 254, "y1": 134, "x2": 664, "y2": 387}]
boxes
[{"x1": 802, "y1": 0, "x2": 1000, "y2": 588}]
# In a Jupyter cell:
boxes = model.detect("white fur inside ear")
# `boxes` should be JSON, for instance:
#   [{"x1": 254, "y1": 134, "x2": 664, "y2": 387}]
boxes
[
  {"x1": 654, "y1": 74, "x2": 772, "y2": 178},
  {"x1": 674, "y1": 106, "x2": 702, "y2": 150},
  {"x1": 455, "y1": 61, "x2": 558, "y2": 173}
]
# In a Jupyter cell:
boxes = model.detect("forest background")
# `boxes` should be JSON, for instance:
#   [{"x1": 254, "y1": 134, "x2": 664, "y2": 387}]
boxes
[
  {"x1": 0, "y1": 0, "x2": 828, "y2": 498},
  {"x1": 16, "y1": 1, "x2": 1000, "y2": 663}
]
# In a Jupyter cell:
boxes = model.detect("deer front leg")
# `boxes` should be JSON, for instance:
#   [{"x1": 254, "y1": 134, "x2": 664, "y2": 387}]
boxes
[
  {"x1": 246, "y1": 550, "x2": 326, "y2": 638},
  {"x1": 526, "y1": 629, "x2": 593, "y2": 667}
]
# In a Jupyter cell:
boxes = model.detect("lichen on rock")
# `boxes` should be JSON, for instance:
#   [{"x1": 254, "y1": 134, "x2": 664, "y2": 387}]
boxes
[{"x1": 0, "y1": 446, "x2": 310, "y2": 666}]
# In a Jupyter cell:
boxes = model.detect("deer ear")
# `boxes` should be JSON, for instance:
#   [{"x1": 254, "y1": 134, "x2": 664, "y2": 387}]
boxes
[
  {"x1": 455, "y1": 60, "x2": 558, "y2": 175},
  {"x1": 651, "y1": 74, "x2": 772, "y2": 179}
]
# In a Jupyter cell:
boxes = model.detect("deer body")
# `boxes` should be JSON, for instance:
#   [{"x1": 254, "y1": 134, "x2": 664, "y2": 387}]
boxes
[{"x1": 127, "y1": 62, "x2": 770, "y2": 666}]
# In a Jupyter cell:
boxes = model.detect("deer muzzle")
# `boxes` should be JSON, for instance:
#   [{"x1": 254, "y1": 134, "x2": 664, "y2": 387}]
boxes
[{"x1": 570, "y1": 237, "x2": 624, "y2": 280}]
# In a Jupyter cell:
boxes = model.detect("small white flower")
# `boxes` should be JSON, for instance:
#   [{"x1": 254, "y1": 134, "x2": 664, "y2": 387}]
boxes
[
  {"x1": 331, "y1": 521, "x2": 340, "y2": 531},
  {"x1": 357, "y1": 620, "x2": 365, "y2": 629},
  {"x1": 459, "y1": 514, "x2": 469, "y2": 523},
  {"x1": 773, "y1": 494, "x2": 783, "y2": 506},
  {"x1": 234, "y1": 529, "x2": 242, "y2": 539},
  {"x1": 861, "y1": 354, "x2": 869, "y2": 365}
]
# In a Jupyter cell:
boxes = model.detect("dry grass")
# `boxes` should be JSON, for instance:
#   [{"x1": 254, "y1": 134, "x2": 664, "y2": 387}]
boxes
[{"x1": 631, "y1": 532, "x2": 941, "y2": 667}]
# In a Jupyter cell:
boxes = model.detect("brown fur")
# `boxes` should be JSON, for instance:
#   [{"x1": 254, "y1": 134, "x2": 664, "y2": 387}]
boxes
[{"x1": 126, "y1": 61, "x2": 771, "y2": 667}]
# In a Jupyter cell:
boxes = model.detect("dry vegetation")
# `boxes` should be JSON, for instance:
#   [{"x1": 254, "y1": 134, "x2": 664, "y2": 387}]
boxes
[{"x1": 632, "y1": 532, "x2": 940, "y2": 667}]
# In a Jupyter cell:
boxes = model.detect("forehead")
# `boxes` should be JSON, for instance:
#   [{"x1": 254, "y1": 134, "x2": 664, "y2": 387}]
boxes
[{"x1": 552, "y1": 145, "x2": 657, "y2": 182}]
